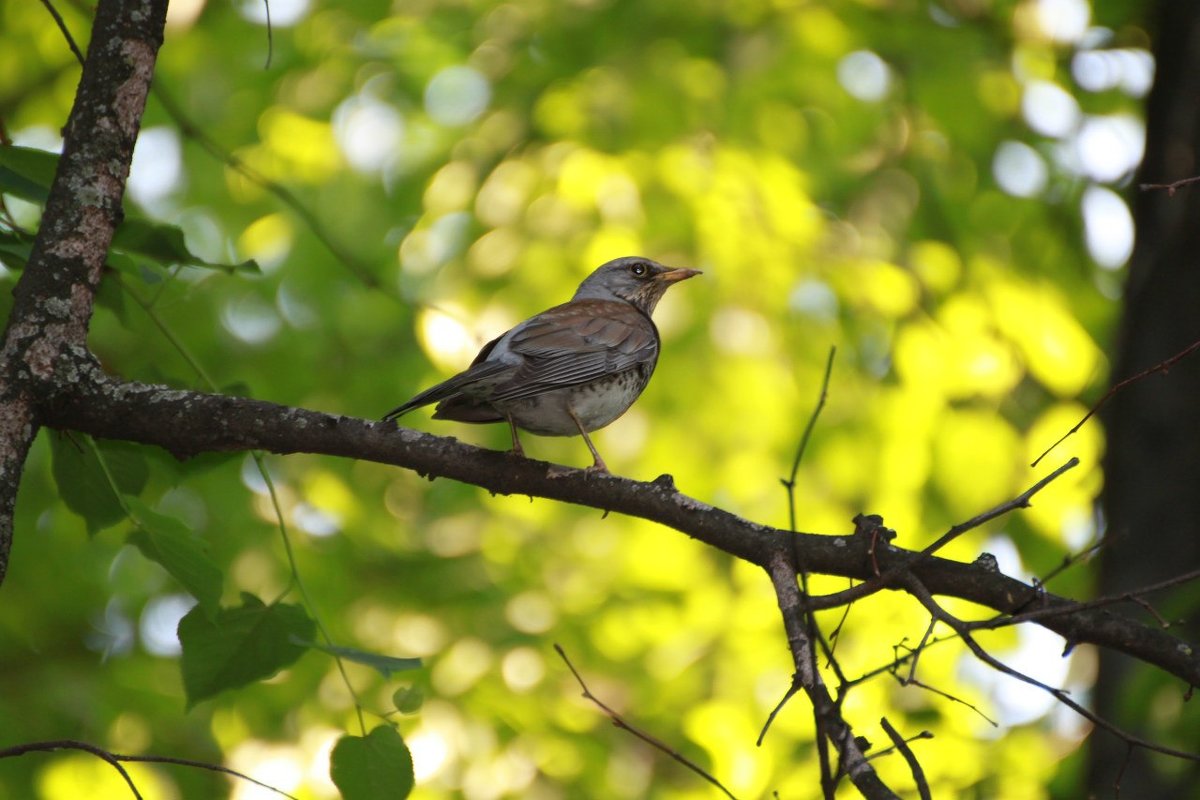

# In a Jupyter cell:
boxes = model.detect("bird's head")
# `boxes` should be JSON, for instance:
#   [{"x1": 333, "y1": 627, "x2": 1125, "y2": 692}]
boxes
[{"x1": 572, "y1": 256, "x2": 702, "y2": 315}]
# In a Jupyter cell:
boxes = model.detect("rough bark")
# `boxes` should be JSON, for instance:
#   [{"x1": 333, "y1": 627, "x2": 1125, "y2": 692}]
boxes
[{"x1": 0, "y1": 0, "x2": 169, "y2": 583}]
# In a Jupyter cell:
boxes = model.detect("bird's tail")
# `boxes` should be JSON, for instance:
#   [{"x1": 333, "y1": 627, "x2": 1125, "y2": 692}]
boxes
[
  {"x1": 381, "y1": 385, "x2": 447, "y2": 422},
  {"x1": 382, "y1": 361, "x2": 512, "y2": 422}
]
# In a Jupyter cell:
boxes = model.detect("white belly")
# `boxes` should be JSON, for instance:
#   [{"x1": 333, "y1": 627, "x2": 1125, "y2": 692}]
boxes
[{"x1": 498, "y1": 369, "x2": 648, "y2": 436}]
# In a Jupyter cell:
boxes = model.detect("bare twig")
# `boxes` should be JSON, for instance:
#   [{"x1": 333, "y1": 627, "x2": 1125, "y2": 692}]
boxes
[
  {"x1": 781, "y1": 346, "x2": 837, "y2": 516},
  {"x1": 765, "y1": 550, "x2": 900, "y2": 800},
  {"x1": 1139, "y1": 175, "x2": 1200, "y2": 195},
  {"x1": 919, "y1": 458, "x2": 1079, "y2": 558},
  {"x1": 969, "y1": 566, "x2": 1200, "y2": 632},
  {"x1": 0, "y1": 740, "x2": 142, "y2": 798},
  {"x1": 904, "y1": 619, "x2": 937, "y2": 685},
  {"x1": 879, "y1": 718, "x2": 932, "y2": 800},
  {"x1": 801, "y1": 458, "x2": 1079, "y2": 615},
  {"x1": 757, "y1": 679, "x2": 803, "y2": 749},
  {"x1": 38, "y1": 0, "x2": 86, "y2": 65},
  {"x1": 117, "y1": 752, "x2": 299, "y2": 799},
  {"x1": 1033, "y1": 536, "x2": 1107, "y2": 588},
  {"x1": 0, "y1": 739, "x2": 300, "y2": 800},
  {"x1": 902, "y1": 573, "x2": 1200, "y2": 765},
  {"x1": 149, "y1": 85, "x2": 385, "y2": 290},
  {"x1": 843, "y1": 635, "x2": 954, "y2": 692},
  {"x1": 261, "y1": 0, "x2": 274, "y2": 69},
  {"x1": 1032, "y1": 340, "x2": 1200, "y2": 467},
  {"x1": 554, "y1": 644, "x2": 740, "y2": 800},
  {"x1": 779, "y1": 346, "x2": 837, "y2": 795},
  {"x1": 890, "y1": 669, "x2": 998, "y2": 728}
]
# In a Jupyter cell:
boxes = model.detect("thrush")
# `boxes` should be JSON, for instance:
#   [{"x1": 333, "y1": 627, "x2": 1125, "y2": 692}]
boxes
[{"x1": 383, "y1": 256, "x2": 701, "y2": 472}]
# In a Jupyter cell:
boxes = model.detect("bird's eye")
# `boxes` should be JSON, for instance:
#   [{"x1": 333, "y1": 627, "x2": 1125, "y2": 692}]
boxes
[{"x1": 630, "y1": 263, "x2": 648, "y2": 277}]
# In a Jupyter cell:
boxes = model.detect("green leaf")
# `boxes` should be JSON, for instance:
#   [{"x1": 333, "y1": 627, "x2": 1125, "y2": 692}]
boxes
[
  {"x1": 293, "y1": 638, "x2": 422, "y2": 678},
  {"x1": 0, "y1": 145, "x2": 59, "y2": 204},
  {"x1": 177, "y1": 594, "x2": 315, "y2": 708},
  {"x1": 0, "y1": 230, "x2": 35, "y2": 270},
  {"x1": 391, "y1": 685, "x2": 424, "y2": 715},
  {"x1": 49, "y1": 435, "x2": 149, "y2": 535},
  {"x1": 330, "y1": 726, "x2": 414, "y2": 800},
  {"x1": 112, "y1": 217, "x2": 260, "y2": 275},
  {"x1": 124, "y1": 496, "x2": 223, "y2": 619}
]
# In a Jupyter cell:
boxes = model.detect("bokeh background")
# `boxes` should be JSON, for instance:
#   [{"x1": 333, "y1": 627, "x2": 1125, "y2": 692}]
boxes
[{"x1": 0, "y1": 0, "x2": 1152, "y2": 796}]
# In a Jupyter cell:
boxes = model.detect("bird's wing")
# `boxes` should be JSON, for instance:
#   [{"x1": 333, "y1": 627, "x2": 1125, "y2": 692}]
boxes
[{"x1": 489, "y1": 300, "x2": 659, "y2": 403}]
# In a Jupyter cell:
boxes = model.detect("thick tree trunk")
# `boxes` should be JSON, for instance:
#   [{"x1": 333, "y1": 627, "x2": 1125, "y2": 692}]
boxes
[
  {"x1": 1091, "y1": 2, "x2": 1200, "y2": 795},
  {"x1": 0, "y1": 0, "x2": 168, "y2": 585}
]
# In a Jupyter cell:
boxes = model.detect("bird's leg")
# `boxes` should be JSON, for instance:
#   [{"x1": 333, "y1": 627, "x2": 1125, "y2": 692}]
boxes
[
  {"x1": 506, "y1": 415, "x2": 526, "y2": 457},
  {"x1": 568, "y1": 409, "x2": 608, "y2": 473}
]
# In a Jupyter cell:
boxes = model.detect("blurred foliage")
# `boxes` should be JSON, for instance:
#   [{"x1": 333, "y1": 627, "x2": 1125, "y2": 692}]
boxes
[{"x1": 0, "y1": 0, "x2": 1154, "y2": 797}]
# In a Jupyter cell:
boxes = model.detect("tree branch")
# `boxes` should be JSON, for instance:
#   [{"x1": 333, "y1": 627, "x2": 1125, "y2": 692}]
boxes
[
  {"x1": 0, "y1": 0, "x2": 169, "y2": 584},
  {"x1": 765, "y1": 548, "x2": 898, "y2": 799},
  {"x1": 35, "y1": 356, "x2": 1200, "y2": 690}
]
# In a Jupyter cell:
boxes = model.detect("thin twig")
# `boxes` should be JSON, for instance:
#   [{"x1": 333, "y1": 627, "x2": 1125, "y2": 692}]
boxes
[
  {"x1": 261, "y1": 0, "x2": 274, "y2": 69},
  {"x1": 0, "y1": 739, "x2": 300, "y2": 800},
  {"x1": 1, "y1": 740, "x2": 142, "y2": 798},
  {"x1": 39, "y1": 0, "x2": 86, "y2": 65},
  {"x1": 1139, "y1": 175, "x2": 1200, "y2": 195},
  {"x1": 554, "y1": 644, "x2": 740, "y2": 800},
  {"x1": 782, "y1": 346, "x2": 837, "y2": 512},
  {"x1": 918, "y1": 457, "x2": 1079, "y2": 559},
  {"x1": 1034, "y1": 536, "x2": 1107, "y2": 588},
  {"x1": 891, "y1": 671, "x2": 998, "y2": 728},
  {"x1": 968, "y1": 566, "x2": 1200, "y2": 631},
  {"x1": 113, "y1": 752, "x2": 298, "y2": 798},
  {"x1": 149, "y1": 85, "x2": 384, "y2": 290},
  {"x1": 114, "y1": 275, "x2": 369, "y2": 732},
  {"x1": 757, "y1": 679, "x2": 802, "y2": 747},
  {"x1": 764, "y1": 551, "x2": 898, "y2": 799},
  {"x1": 879, "y1": 718, "x2": 932, "y2": 800},
  {"x1": 779, "y1": 347, "x2": 837, "y2": 795},
  {"x1": 904, "y1": 619, "x2": 937, "y2": 685},
  {"x1": 1032, "y1": 340, "x2": 1200, "y2": 467},
  {"x1": 902, "y1": 573, "x2": 1200, "y2": 765},
  {"x1": 801, "y1": 458, "x2": 1079, "y2": 614},
  {"x1": 842, "y1": 635, "x2": 955, "y2": 692}
]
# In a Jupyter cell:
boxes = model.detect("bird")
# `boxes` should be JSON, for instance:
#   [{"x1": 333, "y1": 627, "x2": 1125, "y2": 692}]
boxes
[{"x1": 383, "y1": 256, "x2": 701, "y2": 472}]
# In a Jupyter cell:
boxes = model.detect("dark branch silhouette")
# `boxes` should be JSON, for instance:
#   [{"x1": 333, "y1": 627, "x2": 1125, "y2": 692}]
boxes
[
  {"x1": 555, "y1": 645, "x2": 739, "y2": 800},
  {"x1": 0, "y1": 740, "x2": 299, "y2": 800}
]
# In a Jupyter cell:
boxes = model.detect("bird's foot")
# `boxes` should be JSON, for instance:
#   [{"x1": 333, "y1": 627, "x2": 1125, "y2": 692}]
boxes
[{"x1": 545, "y1": 460, "x2": 611, "y2": 478}]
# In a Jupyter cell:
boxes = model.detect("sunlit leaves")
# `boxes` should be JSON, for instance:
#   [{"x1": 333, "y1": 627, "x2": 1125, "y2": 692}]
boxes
[
  {"x1": 177, "y1": 595, "x2": 314, "y2": 708},
  {"x1": 986, "y1": 277, "x2": 1105, "y2": 396}
]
